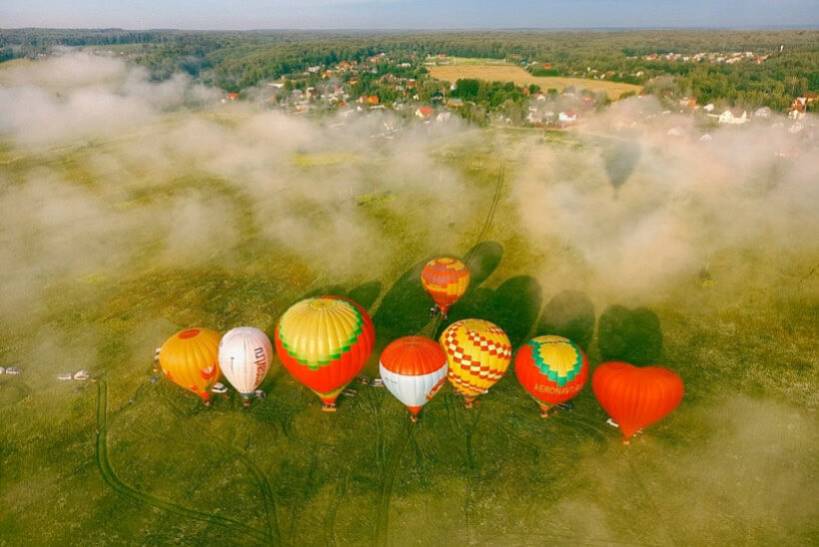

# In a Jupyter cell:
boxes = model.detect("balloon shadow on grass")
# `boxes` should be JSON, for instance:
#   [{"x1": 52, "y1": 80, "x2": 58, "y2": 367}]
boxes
[
  {"x1": 535, "y1": 290, "x2": 596, "y2": 351},
  {"x1": 373, "y1": 241, "x2": 504, "y2": 344},
  {"x1": 597, "y1": 305, "x2": 663, "y2": 365},
  {"x1": 299, "y1": 281, "x2": 382, "y2": 311},
  {"x1": 436, "y1": 275, "x2": 542, "y2": 348},
  {"x1": 347, "y1": 281, "x2": 383, "y2": 311},
  {"x1": 603, "y1": 137, "x2": 642, "y2": 198},
  {"x1": 463, "y1": 241, "x2": 503, "y2": 286},
  {"x1": 287, "y1": 242, "x2": 506, "y2": 377}
]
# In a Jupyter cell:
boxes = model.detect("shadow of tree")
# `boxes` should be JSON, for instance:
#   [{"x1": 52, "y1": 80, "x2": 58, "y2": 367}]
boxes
[
  {"x1": 536, "y1": 290, "x2": 596, "y2": 351},
  {"x1": 597, "y1": 305, "x2": 663, "y2": 365}
]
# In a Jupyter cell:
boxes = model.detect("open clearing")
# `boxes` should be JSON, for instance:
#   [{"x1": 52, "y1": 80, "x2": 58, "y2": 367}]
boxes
[
  {"x1": 427, "y1": 58, "x2": 642, "y2": 99},
  {"x1": 1, "y1": 60, "x2": 817, "y2": 544}
]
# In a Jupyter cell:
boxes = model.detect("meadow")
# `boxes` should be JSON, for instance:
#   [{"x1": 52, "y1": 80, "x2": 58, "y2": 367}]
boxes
[
  {"x1": 0, "y1": 53, "x2": 817, "y2": 546},
  {"x1": 427, "y1": 57, "x2": 643, "y2": 99}
]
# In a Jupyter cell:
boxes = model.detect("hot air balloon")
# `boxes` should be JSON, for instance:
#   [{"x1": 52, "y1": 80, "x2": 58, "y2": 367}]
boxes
[
  {"x1": 274, "y1": 296, "x2": 375, "y2": 412},
  {"x1": 218, "y1": 327, "x2": 273, "y2": 406},
  {"x1": 592, "y1": 361, "x2": 684, "y2": 444},
  {"x1": 421, "y1": 257, "x2": 470, "y2": 318},
  {"x1": 440, "y1": 318, "x2": 512, "y2": 408},
  {"x1": 515, "y1": 335, "x2": 588, "y2": 418},
  {"x1": 379, "y1": 336, "x2": 448, "y2": 422},
  {"x1": 158, "y1": 328, "x2": 221, "y2": 404}
]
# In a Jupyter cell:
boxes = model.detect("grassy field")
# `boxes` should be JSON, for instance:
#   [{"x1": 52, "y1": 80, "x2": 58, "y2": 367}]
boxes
[
  {"x1": 427, "y1": 57, "x2": 642, "y2": 99},
  {"x1": 0, "y1": 112, "x2": 817, "y2": 547}
]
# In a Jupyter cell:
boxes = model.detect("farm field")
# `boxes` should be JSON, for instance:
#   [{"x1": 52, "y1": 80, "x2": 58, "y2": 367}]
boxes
[
  {"x1": 427, "y1": 58, "x2": 642, "y2": 99},
  {"x1": 1, "y1": 52, "x2": 818, "y2": 546}
]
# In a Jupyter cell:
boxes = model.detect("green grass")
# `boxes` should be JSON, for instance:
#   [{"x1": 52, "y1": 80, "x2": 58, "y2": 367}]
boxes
[{"x1": 0, "y1": 123, "x2": 817, "y2": 546}]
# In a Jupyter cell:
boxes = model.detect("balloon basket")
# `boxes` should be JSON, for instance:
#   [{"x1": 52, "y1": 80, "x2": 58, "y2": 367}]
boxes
[
  {"x1": 539, "y1": 406, "x2": 550, "y2": 419},
  {"x1": 464, "y1": 399, "x2": 474, "y2": 409},
  {"x1": 242, "y1": 398, "x2": 252, "y2": 408},
  {"x1": 321, "y1": 403, "x2": 337, "y2": 413},
  {"x1": 409, "y1": 414, "x2": 418, "y2": 423},
  {"x1": 429, "y1": 305, "x2": 448, "y2": 320}
]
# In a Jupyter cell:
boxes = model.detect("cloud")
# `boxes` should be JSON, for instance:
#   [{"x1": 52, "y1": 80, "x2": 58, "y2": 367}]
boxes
[
  {"x1": 0, "y1": 52, "x2": 219, "y2": 147},
  {"x1": 0, "y1": 52, "x2": 477, "y2": 320},
  {"x1": 512, "y1": 95, "x2": 819, "y2": 299},
  {"x1": 3, "y1": 51, "x2": 816, "y2": 323}
]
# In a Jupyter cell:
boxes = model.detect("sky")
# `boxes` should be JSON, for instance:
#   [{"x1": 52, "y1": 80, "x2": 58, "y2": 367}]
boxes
[{"x1": 2, "y1": 0, "x2": 819, "y2": 30}]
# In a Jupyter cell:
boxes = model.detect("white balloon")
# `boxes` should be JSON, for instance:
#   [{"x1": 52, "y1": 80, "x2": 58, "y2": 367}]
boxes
[
  {"x1": 218, "y1": 327, "x2": 273, "y2": 396},
  {"x1": 379, "y1": 362, "x2": 447, "y2": 412}
]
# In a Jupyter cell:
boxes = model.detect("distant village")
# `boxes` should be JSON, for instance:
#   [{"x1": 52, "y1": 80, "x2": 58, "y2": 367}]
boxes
[
  {"x1": 218, "y1": 52, "x2": 624, "y2": 129},
  {"x1": 215, "y1": 50, "x2": 816, "y2": 135},
  {"x1": 220, "y1": 52, "x2": 465, "y2": 128},
  {"x1": 638, "y1": 50, "x2": 772, "y2": 65},
  {"x1": 32, "y1": 46, "x2": 816, "y2": 135}
]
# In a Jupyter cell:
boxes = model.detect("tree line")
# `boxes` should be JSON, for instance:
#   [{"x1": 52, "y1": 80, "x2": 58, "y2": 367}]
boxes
[{"x1": 1, "y1": 28, "x2": 816, "y2": 111}]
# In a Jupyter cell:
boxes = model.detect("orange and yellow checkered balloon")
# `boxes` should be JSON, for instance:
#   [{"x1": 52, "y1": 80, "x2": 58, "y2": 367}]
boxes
[
  {"x1": 439, "y1": 319, "x2": 512, "y2": 406},
  {"x1": 421, "y1": 257, "x2": 470, "y2": 315}
]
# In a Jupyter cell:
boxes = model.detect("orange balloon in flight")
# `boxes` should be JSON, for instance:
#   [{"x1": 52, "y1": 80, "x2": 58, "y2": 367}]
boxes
[
  {"x1": 592, "y1": 361, "x2": 684, "y2": 443},
  {"x1": 158, "y1": 328, "x2": 221, "y2": 404},
  {"x1": 421, "y1": 257, "x2": 470, "y2": 317}
]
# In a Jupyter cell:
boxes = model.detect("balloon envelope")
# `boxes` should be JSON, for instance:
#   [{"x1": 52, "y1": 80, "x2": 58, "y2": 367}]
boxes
[
  {"x1": 421, "y1": 257, "x2": 470, "y2": 315},
  {"x1": 592, "y1": 361, "x2": 684, "y2": 440},
  {"x1": 274, "y1": 296, "x2": 375, "y2": 408},
  {"x1": 440, "y1": 318, "x2": 512, "y2": 404},
  {"x1": 159, "y1": 328, "x2": 221, "y2": 401},
  {"x1": 218, "y1": 327, "x2": 273, "y2": 396},
  {"x1": 515, "y1": 335, "x2": 588, "y2": 409},
  {"x1": 379, "y1": 336, "x2": 447, "y2": 416}
]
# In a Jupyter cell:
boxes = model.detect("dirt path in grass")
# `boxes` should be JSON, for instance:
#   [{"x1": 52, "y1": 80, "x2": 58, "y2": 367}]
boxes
[{"x1": 94, "y1": 378, "x2": 274, "y2": 545}]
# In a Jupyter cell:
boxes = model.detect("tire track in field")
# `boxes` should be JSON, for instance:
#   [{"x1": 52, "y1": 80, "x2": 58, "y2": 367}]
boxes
[
  {"x1": 374, "y1": 419, "x2": 414, "y2": 547},
  {"x1": 153, "y1": 385, "x2": 281, "y2": 544},
  {"x1": 626, "y1": 456, "x2": 678, "y2": 547},
  {"x1": 372, "y1": 159, "x2": 506, "y2": 546},
  {"x1": 554, "y1": 411, "x2": 610, "y2": 453},
  {"x1": 94, "y1": 379, "x2": 272, "y2": 545},
  {"x1": 322, "y1": 473, "x2": 349, "y2": 547},
  {"x1": 460, "y1": 160, "x2": 504, "y2": 545},
  {"x1": 467, "y1": 161, "x2": 506, "y2": 261}
]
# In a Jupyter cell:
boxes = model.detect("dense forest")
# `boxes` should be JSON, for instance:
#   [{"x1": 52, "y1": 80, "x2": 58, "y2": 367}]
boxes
[{"x1": 2, "y1": 28, "x2": 817, "y2": 111}]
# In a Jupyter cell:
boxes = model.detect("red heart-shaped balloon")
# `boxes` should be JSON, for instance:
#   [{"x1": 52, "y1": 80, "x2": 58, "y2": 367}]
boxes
[{"x1": 592, "y1": 361, "x2": 684, "y2": 441}]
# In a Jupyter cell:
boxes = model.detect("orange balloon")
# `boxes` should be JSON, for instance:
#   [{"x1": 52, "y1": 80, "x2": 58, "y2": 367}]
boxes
[
  {"x1": 421, "y1": 257, "x2": 470, "y2": 316},
  {"x1": 592, "y1": 361, "x2": 683, "y2": 441},
  {"x1": 159, "y1": 328, "x2": 221, "y2": 402}
]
